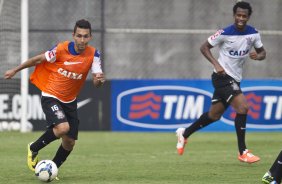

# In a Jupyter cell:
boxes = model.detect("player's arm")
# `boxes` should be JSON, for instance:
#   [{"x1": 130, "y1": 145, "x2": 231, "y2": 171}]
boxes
[
  {"x1": 4, "y1": 53, "x2": 46, "y2": 79},
  {"x1": 200, "y1": 41, "x2": 225, "y2": 74},
  {"x1": 91, "y1": 50, "x2": 105, "y2": 88},
  {"x1": 249, "y1": 46, "x2": 266, "y2": 61}
]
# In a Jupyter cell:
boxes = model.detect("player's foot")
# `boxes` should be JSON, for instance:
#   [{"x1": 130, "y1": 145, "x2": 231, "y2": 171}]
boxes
[
  {"x1": 27, "y1": 142, "x2": 39, "y2": 171},
  {"x1": 238, "y1": 149, "x2": 260, "y2": 163},
  {"x1": 262, "y1": 171, "x2": 274, "y2": 184},
  {"x1": 270, "y1": 181, "x2": 278, "y2": 184},
  {"x1": 176, "y1": 128, "x2": 187, "y2": 155},
  {"x1": 55, "y1": 176, "x2": 60, "y2": 181}
]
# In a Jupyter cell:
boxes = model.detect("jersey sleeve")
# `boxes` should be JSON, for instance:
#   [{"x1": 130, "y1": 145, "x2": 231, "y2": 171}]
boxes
[
  {"x1": 91, "y1": 49, "x2": 103, "y2": 73},
  {"x1": 207, "y1": 29, "x2": 225, "y2": 47},
  {"x1": 253, "y1": 33, "x2": 263, "y2": 48},
  {"x1": 44, "y1": 45, "x2": 57, "y2": 63}
]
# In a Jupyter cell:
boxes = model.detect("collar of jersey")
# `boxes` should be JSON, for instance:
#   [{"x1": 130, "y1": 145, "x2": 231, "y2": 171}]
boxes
[
  {"x1": 68, "y1": 42, "x2": 80, "y2": 55},
  {"x1": 231, "y1": 24, "x2": 249, "y2": 35}
]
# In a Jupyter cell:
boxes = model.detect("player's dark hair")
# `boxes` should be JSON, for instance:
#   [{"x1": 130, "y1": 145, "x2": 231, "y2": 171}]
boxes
[
  {"x1": 74, "y1": 19, "x2": 92, "y2": 35},
  {"x1": 233, "y1": 1, "x2": 252, "y2": 16}
]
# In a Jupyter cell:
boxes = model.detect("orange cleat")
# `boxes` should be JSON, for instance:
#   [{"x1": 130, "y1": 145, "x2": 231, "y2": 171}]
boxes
[
  {"x1": 238, "y1": 149, "x2": 260, "y2": 163},
  {"x1": 176, "y1": 128, "x2": 187, "y2": 155}
]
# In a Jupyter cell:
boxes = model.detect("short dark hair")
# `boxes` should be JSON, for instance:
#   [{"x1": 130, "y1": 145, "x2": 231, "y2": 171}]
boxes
[
  {"x1": 233, "y1": 1, "x2": 252, "y2": 16},
  {"x1": 74, "y1": 19, "x2": 92, "y2": 35}
]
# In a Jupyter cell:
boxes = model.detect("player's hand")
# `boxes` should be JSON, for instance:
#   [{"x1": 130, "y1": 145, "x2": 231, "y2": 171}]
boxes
[
  {"x1": 94, "y1": 73, "x2": 105, "y2": 88},
  {"x1": 249, "y1": 51, "x2": 258, "y2": 60},
  {"x1": 4, "y1": 69, "x2": 17, "y2": 79},
  {"x1": 214, "y1": 65, "x2": 226, "y2": 75}
]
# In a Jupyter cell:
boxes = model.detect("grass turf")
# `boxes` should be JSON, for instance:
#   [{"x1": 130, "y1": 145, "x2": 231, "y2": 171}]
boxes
[{"x1": 0, "y1": 131, "x2": 280, "y2": 183}]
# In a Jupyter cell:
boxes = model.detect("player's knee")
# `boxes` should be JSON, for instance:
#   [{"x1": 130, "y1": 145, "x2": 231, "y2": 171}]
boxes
[
  {"x1": 59, "y1": 125, "x2": 70, "y2": 135},
  {"x1": 236, "y1": 104, "x2": 249, "y2": 114},
  {"x1": 208, "y1": 112, "x2": 221, "y2": 121},
  {"x1": 54, "y1": 122, "x2": 70, "y2": 137},
  {"x1": 211, "y1": 115, "x2": 221, "y2": 121}
]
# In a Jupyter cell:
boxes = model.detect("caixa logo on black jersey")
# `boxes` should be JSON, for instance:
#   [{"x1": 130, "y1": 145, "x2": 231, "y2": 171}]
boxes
[
  {"x1": 222, "y1": 86, "x2": 282, "y2": 129},
  {"x1": 116, "y1": 86, "x2": 212, "y2": 129}
]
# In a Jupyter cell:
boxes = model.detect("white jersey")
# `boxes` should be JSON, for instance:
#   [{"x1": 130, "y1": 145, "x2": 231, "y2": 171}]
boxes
[{"x1": 208, "y1": 24, "x2": 263, "y2": 82}]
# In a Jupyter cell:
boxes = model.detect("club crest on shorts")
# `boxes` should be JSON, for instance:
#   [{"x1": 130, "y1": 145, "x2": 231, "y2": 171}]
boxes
[
  {"x1": 55, "y1": 110, "x2": 65, "y2": 119},
  {"x1": 231, "y1": 82, "x2": 239, "y2": 90}
]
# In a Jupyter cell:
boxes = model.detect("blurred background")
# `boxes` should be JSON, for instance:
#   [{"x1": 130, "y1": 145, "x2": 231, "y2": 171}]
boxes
[
  {"x1": 1, "y1": 0, "x2": 281, "y2": 80},
  {"x1": 0, "y1": 0, "x2": 281, "y2": 132}
]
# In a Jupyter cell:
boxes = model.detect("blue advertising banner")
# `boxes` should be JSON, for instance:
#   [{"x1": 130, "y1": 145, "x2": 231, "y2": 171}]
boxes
[{"x1": 111, "y1": 79, "x2": 282, "y2": 132}]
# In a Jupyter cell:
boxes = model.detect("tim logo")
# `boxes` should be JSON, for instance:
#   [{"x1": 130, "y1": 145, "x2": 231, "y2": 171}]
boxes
[
  {"x1": 116, "y1": 86, "x2": 212, "y2": 129},
  {"x1": 222, "y1": 86, "x2": 282, "y2": 129},
  {"x1": 128, "y1": 92, "x2": 162, "y2": 119}
]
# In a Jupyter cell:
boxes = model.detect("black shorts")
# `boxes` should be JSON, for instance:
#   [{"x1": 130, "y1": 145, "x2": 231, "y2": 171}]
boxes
[
  {"x1": 41, "y1": 96, "x2": 79, "y2": 140},
  {"x1": 211, "y1": 72, "x2": 242, "y2": 108}
]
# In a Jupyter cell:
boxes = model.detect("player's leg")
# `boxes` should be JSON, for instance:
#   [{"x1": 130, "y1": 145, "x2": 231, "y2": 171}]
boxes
[
  {"x1": 31, "y1": 97, "x2": 69, "y2": 152},
  {"x1": 262, "y1": 150, "x2": 282, "y2": 184},
  {"x1": 183, "y1": 102, "x2": 225, "y2": 138},
  {"x1": 176, "y1": 73, "x2": 227, "y2": 155},
  {"x1": 210, "y1": 73, "x2": 259, "y2": 163},
  {"x1": 27, "y1": 97, "x2": 68, "y2": 171},
  {"x1": 183, "y1": 72, "x2": 227, "y2": 138},
  {"x1": 52, "y1": 135, "x2": 74, "y2": 168},
  {"x1": 270, "y1": 150, "x2": 282, "y2": 183},
  {"x1": 176, "y1": 100, "x2": 225, "y2": 155},
  {"x1": 231, "y1": 93, "x2": 260, "y2": 163},
  {"x1": 29, "y1": 122, "x2": 69, "y2": 156},
  {"x1": 230, "y1": 93, "x2": 248, "y2": 155},
  {"x1": 52, "y1": 99, "x2": 78, "y2": 168},
  {"x1": 27, "y1": 127, "x2": 59, "y2": 171},
  {"x1": 262, "y1": 171, "x2": 274, "y2": 184}
]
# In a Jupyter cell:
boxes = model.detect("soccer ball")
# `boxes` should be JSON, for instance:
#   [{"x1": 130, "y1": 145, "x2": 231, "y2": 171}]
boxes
[{"x1": 35, "y1": 160, "x2": 58, "y2": 182}]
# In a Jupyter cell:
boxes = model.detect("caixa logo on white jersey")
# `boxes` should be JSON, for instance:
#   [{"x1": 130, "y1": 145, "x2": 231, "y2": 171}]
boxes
[
  {"x1": 116, "y1": 86, "x2": 212, "y2": 129},
  {"x1": 222, "y1": 86, "x2": 282, "y2": 129}
]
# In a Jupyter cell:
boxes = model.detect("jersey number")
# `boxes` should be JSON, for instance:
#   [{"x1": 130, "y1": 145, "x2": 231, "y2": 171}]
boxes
[{"x1": 51, "y1": 105, "x2": 59, "y2": 111}]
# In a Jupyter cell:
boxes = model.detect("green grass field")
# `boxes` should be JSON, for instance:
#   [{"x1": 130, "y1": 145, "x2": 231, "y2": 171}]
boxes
[{"x1": 0, "y1": 131, "x2": 280, "y2": 184}]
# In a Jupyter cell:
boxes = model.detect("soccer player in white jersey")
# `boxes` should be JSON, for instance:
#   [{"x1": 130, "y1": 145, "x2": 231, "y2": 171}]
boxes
[{"x1": 176, "y1": 1, "x2": 266, "y2": 163}]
